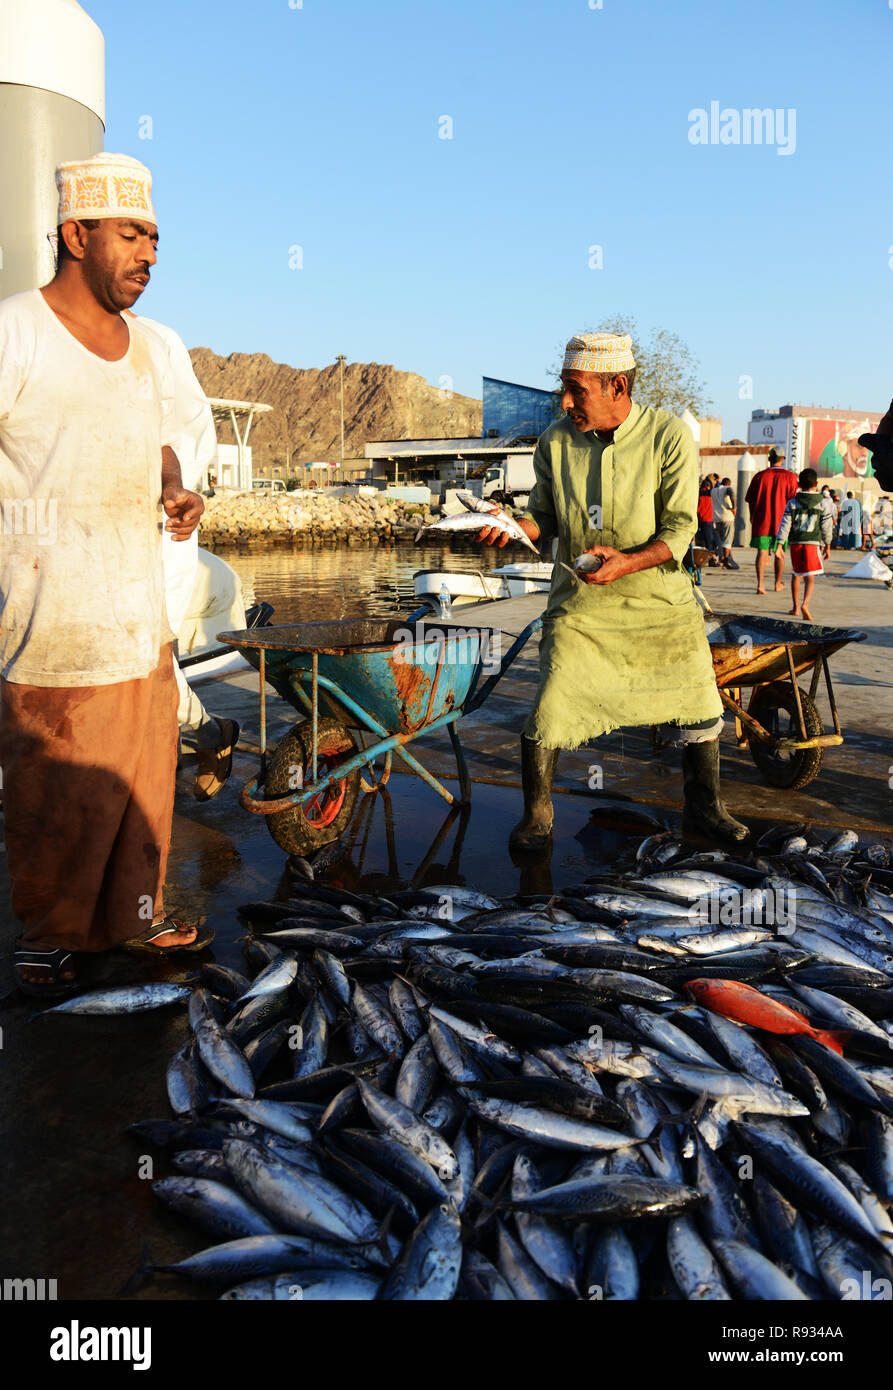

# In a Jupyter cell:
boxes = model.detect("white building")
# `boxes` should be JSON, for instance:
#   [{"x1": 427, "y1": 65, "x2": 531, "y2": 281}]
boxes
[{"x1": 207, "y1": 397, "x2": 273, "y2": 490}]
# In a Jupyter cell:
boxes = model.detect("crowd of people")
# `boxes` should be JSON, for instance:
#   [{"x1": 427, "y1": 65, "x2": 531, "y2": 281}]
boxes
[
  {"x1": 692, "y1": 445, "x2": 893, "y2": 620},
  {"x1": 697, "y1": 452, "x2": 891, "y2": 567}
]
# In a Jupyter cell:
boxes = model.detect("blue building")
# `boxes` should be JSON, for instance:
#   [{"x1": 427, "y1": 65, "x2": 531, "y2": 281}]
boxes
[{"x1": 482, "y1": 377, "x2": 558, "y2": 441}]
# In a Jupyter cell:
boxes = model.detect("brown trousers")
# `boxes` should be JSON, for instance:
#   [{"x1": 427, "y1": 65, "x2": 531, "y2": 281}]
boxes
[{"x1": 0, "y1": 645, "x2": 178, "y2": 953}]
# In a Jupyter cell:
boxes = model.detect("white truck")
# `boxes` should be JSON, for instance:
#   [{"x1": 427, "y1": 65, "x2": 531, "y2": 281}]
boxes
[{"x1": 480, "y1": 455, "x2": 536, "y2": 509}]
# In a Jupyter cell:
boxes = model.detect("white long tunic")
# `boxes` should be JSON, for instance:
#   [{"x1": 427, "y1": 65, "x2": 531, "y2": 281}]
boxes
[{"x1": 0, "y1": 290, "x2": 175, "y2": 687}]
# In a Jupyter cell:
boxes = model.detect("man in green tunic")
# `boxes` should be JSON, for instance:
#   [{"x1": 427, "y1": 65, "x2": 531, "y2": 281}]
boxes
[{"x1": 478, "y1": 331, "x2": 748, "y2": 852}]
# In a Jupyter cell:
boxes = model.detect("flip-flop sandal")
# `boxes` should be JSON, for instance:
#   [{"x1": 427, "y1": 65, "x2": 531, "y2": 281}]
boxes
[
  {"x1": 120, "y1": 916, "x2": 215, "y2": 955},
  {"x1": 194, "y1": 718, "x2": 240, "y2": 802},
  {"x1": 13, "y1": 944, "x2": 78, "y2": 998}
]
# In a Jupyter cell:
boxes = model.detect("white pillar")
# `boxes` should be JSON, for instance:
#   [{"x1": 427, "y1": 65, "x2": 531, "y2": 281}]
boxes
[
  {"x1": 735, "y1": 451, "x2": 758, "y2": 546},
  {"x1": 0, "y1": 0, "x2": 105, "y2": 299}
]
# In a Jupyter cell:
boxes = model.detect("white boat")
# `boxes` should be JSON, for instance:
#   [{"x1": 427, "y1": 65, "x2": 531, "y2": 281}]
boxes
[
  {"x1": 177, "y1": 548, "x2": 272, "y2": 684},
  {"x1": 413, "y1": 562, "x2": 553, "y2": 610}
]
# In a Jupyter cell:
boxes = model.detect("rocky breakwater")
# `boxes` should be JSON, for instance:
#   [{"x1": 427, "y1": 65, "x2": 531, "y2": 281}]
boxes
[{"x1": 199, "y1": 490, "x2": 437, "y2": 545}]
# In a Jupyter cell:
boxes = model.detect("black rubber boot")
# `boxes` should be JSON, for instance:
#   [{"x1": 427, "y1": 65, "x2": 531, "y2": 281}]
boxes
[
  {"x1": 509, "y1": 737, "x2": 559, "y2": 853},
  {"x1": 681, "y1": 738, "x2": 750, "y2": 845}
]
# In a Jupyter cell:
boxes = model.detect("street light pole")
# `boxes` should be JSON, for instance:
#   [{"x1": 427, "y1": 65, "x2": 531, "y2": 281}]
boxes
[{"x1": 335, "y1": 353, "x2": 346, "y2": 482}]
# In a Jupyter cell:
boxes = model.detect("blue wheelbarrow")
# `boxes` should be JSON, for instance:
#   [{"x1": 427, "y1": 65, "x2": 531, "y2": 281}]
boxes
[{"x1": 219, "y1": 614, "x2": 541, "y2": 855}]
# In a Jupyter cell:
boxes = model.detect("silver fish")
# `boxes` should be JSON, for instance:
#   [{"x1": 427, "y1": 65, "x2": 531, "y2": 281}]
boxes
[
  {"x1": 676, "y1": 928, "x2": 772, "y2": 954},
  {"x1": 712, "y1": 1239, "x2": 811, "y2": 1301},
  {"x1": 224, "y1": 1139, "x2": 378, "y2": 1242},
  {"x1": 510, "y1": 1152, "x2": 579, "y2": 1296},
  {"x1": 152, "y1": 1176, "x2": 277, "y2": 1241},
  {"x1": 356, "y1": 1080, "x2": 459, "y2": 1180},
  {"x1": 194, "y1": 1017, "x2": 255, "y2": 1100},
  {"x1": 416, "y1": 507, "x2": 539, "y2": 554},
  {"x1": 667, "y1": 1216, "x2": 731, "y2": 1300},
  {"x1": 41, "y1": 983, "x2": 191, "y2": 1015},
  {"x1": 381, "y1": 1202, "x2": 463, "y2": 1300},
  {"x1": 459, "y1": 1089, "x2": 639, "y2": 1152},
  {"x1": 221, "y1": 1269, "x2": 382, "y2": 1300},
  {"x1": 235, "y1": 953, "x2": 298, "y2": 1003},
  {"x1": 653, "y1": 1059, "x2": 808, "y2": 1118}
]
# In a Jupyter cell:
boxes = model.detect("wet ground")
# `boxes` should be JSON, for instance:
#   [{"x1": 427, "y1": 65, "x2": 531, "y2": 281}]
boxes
[{"x1": 1, "y1": 540, "x2": 891, "y2": 1300}]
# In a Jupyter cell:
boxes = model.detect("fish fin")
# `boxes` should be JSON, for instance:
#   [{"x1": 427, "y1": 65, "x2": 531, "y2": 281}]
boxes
[
  {"x1": 689, "y1": 1090, "x2": 710, "y2": 1124},
  {"x1": 655, "y1": 1108, "x2": 694, "y2": 1131},
  {"x1": 119, "y1": 1241, "x2": 156, "y2": 1296},
  {"x1": 374, "y1": 1207, "x2": 395, "y2": 1261},
  {"x1": 813, "y1": 1027, "x2": 850, "y2": 1056}
]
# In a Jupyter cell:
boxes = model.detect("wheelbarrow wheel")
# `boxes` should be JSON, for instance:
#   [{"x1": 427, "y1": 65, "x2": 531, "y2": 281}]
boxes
[
  {"x1": 263, "y1": 717, "x2": 361, "y2": 855},
  {"x1": 747, "y1": 682, "x2": 824, "y2": 790}
]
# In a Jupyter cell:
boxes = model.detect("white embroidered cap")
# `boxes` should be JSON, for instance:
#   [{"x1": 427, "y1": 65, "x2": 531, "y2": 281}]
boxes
[{"x1": 56, "y1": 152, "x2": 156, "y2": 226}]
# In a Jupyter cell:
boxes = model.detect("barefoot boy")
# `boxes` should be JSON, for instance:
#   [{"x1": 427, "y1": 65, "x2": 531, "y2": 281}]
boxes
[{"x1": 774, "y1": 468, "x2": 832, "y2": 621}]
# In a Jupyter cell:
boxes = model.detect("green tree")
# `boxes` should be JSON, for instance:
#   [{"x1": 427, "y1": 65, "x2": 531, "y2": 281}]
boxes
[{"x1": 551, "y1": 315, "x2": 712, "y2": 417}]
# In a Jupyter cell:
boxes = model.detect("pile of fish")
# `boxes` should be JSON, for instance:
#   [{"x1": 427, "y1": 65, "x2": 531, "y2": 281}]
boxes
[
  {"x1": 67, "y1": 825, "x2": 893, "y2": 1299},
  {"x1": 416, "y1": 491, "x2": 540, "y2": 555}
]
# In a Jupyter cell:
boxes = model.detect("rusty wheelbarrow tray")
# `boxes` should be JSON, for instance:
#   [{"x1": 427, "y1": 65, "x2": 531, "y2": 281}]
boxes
[
  {"x1": 219, "y1": 615, "x2": 541, "y2": 854},
  {"x1": 704, "y1": 612, "x2": 867, "y2": 789}
]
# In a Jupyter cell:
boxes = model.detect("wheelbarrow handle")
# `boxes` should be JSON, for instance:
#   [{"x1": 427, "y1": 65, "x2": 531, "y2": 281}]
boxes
[
  {"x1": 239, "y1": 777, "x2": 304, "y2": 816},
  {"x1": 466, "y1": 616, "x2": 543, "y2": 712}
]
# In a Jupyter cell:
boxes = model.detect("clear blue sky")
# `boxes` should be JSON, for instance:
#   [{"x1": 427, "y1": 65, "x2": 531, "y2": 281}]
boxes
[{"x1": 88, "y1": 0, "x2": 892, "y2": 436}]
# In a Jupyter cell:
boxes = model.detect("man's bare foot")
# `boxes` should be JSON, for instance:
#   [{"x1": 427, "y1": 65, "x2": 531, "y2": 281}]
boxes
[
  {"x1": 120, "y1": 915, "x2": 213, "y2": 955},
  {"x1": 774, "y1": 581, "x2": 785, "y2": 591},
  {"x1": 756, "y1": 587, "x2": 767, "y2": 595},
  {"x1": 148, "y1": 917, "x2": 198, "y2": 949},
  {"x1": 788, "y1": 607, "x2": 801, "y2": 617},
  {"x1": 801, "y1": 604, "x2": 813, "y2": 622}
]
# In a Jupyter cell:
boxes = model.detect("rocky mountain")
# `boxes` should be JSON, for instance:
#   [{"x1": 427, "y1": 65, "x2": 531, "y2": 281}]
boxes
[{"x1": 188, "y1": 350, "x2": 482, "y2": 470}]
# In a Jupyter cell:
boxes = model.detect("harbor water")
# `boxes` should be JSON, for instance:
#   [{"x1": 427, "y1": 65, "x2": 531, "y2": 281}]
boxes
[{"x1": 214, "y1": 538, "x2": 532, "y2": 624}]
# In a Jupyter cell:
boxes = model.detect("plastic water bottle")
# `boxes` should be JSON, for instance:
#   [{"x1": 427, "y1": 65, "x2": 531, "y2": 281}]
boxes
[{"x1": 438, "y1": 583, "x2": 452, "y2": 620}]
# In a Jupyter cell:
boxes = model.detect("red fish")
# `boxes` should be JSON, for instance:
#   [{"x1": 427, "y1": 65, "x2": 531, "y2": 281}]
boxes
[{"x1": 684, "y1": 978, "x2": 849, "y2": 1055}]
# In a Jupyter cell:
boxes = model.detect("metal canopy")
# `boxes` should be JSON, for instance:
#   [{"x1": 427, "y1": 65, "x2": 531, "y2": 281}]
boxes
[{"x1": 208, "y1": 397, "x2": 273, "y2": 490}]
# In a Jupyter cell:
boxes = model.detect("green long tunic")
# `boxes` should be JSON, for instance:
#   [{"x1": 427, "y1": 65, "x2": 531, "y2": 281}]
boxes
[{"x1": 521, "y1": 403, "x2": 722, "y2": 749}]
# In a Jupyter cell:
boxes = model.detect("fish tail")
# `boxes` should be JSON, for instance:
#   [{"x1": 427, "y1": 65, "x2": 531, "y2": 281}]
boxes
[
  {"x1": 811, "y1": 1026, "x2": 850, "y2": 1056},
  {"x1": 463, "y1": 1191, "x2": 500, "y2": 1239},
  {"x1": 119, "y1": 1241, "x2": 156, "y2": 1296}
]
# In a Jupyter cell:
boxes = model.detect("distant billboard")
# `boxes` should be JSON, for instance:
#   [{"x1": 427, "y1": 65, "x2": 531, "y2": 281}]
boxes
[
  {"x1": 807, "y1": 416, "x2": 880, "y2": 480},
  {"x1": 746, "y1": 415, "x2": 806, "y2": 472},
  {"x1": 748, "y1": 412, "x2": 881, "y2": 478}
]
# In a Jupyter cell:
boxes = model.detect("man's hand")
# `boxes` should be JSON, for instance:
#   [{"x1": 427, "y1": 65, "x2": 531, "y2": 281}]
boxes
[
  {"x1": 477, "y1": 517, "x2": 539, "y2": 549},
  {"x1": 579, "y1": 544, "x2": 636, "y2": 584},
  {"x1": 162, "y1": 484, "x2": 204, "y2": 540}
]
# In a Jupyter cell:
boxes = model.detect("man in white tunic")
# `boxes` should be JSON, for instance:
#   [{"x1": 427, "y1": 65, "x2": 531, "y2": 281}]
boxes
[{"x1": 0, "y1": 154, "x2": 207, "y2": 995}]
